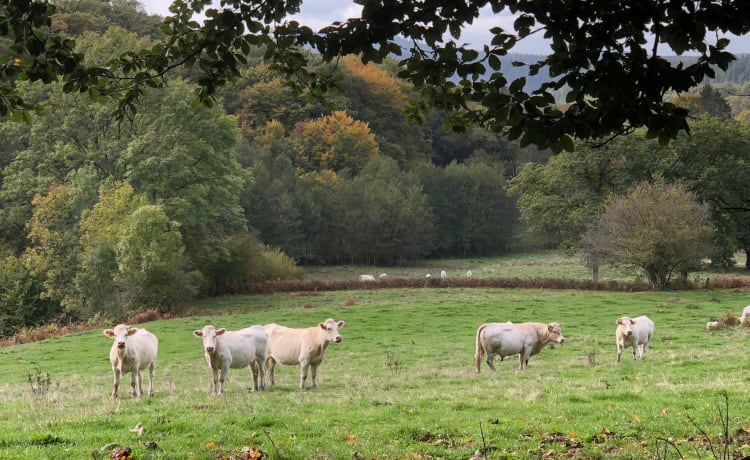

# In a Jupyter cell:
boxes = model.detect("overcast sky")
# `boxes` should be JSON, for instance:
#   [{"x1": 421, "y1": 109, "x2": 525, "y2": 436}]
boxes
[{"x1": 139, "y1": 0, "x2": 748, "y2": 56}]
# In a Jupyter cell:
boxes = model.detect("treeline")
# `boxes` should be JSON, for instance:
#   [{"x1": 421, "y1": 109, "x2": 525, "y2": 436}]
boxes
[{"x1": 0, "y1": 1, "x2": 536, "y2": 335}]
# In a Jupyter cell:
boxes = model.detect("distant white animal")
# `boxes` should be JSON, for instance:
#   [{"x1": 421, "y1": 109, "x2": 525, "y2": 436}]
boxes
[
  {"x1": 425, "y1": 273, "x2": 432, "y2": 279},
  {"x1": 615, "y1": 315, "x2": 655, "y2": 363},
  {"x1": 359, "y1": 274, "x2": 376, "y2": 282},
  {"x1": 193, "y1": 324, "x2": 267, "y2": 394},
  {"x1": 706, "y1": 320, "x2": 721, "y2": 331},
  {"x1": 103, "y1": 324, "x2": 158, "y2": 398},
  {"x1": 440, "y1": 270, "x2": 447, "y2": 280},
  {"x1": 264, "y1": 318, "x2": 345, "y2": 389},
  {"x1": 377, "y1": 273, "x2": 388, "y2": 281},
  {"x1": 466, "y1": 270, "x2": 473, "y2": 278},
  {"x1": 475, "y1": 321, "x2": 565, "y2": 372},
  {"x1": 740, "y1": 305, "x2": 750, "y2": 323}
]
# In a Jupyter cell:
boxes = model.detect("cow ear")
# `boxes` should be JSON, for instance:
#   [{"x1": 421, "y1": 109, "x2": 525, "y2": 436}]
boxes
[
  {"x1": 193, "y1": 330, "x2": 203, "y2": 338},
  {"x1": 319, "y1": 322, "x2": 326, "y2": 330},
  {"x1": 103, "y1": 329, "x2": 115, "y2": 338},
  {"x1": 616, "y1": 318, "x2": 623, "y2": 325},
  {"x1": 127, "y1": 328, "x2": 138, "y2": 336},
  {"x1": 337, "y1": 320, "x2": 345, "y2": 328},
  {"x1": 630, "y1": 319, "x2": 636, "y2": 324},
  {"x1": 216, "y1": 328, "x2": 226, "y2": 335}
]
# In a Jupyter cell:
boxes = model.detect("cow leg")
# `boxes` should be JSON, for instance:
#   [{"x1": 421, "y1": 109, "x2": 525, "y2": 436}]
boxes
[
  {"x1": 111, "y1": 368, "x2": 120, "y2": 398},
  {"x1": 131, "y1": 370, "x2": 140, "y2": 398},
  {"x1": 299, "y1": 362, "x2": 310, "y2": 390},
  {"x1": 631, "y1": 344, "x2": 637, "y2": 360},
  {"x1": 265, "y1": 357, "x2": 276, "y2": 387},
  {"x1": 218, "y1": 366, "x2": 228, "y2": 394},
  {"x1": 474, "y1": 348, "x2": 483, "y2": 373},
  {"x1": 519, "y1": 349, "x2": 531, "y2": 370},
  {"x1": 147, "y1": 362, "x2": 155, "y2": 397},
  {"x1": 211, "y1": 367, "x2": 220, "y2": 394},
  {"x1": 486, "y1": 354, "x2": 497, "y2": 371},
  {"x1": 616, "y1": 344, "x2": 623, "y2": 363},
  {"x1": 310, "y1": 364, "x2": 319, "y2": 389},
  {"x1": 256, "y1": 360, "x2": 266, "y2": 390},
  {"x1": 250, "y1": 362, "x2": 259, "y2": 392}
]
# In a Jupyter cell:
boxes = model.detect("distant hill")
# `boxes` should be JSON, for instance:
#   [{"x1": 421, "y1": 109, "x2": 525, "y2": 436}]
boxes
[{"x1": 497, "y1": 53, "x2": 750, "y2": 92}]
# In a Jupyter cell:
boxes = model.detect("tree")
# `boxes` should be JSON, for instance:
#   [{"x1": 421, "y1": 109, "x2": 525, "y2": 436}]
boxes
[
  {"x1": 292, "y1": 111, "x2": 380, "y2": 176},
  {"x1": 2, "y1": 1, "x2": 749, "y2": 149},
  {"x1": 581, "y1": 181, "x2": 715, "y2": 289}
]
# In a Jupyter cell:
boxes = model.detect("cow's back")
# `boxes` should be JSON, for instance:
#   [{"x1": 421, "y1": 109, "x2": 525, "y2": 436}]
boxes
[
  {"x1": 265, "y1": 323, "x2": 306, "y2": 364},
  {"x1": 632, "y1": 315, "x2": 654, "y2": 344},
  {"x1": 221, "y1": 326, "x2": 267, "y2": 368}
]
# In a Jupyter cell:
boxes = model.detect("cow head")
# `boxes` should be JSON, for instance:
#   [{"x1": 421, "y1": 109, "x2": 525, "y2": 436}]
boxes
[
  {"x1": 104, "y1": 324, "x2": 137, "y2": 349},
  {"x1": 193, "y1": 325, "x2": 226, "y2": 353},
  {"x1": 616, "y1": 317, "x2": 636, "y2": 336},
  {"x1": 320, "y1": 318, "x2": 345, "y2": 344},
  {"x1": 546, "y1": 322, "x2": 565, "y2": 344}
]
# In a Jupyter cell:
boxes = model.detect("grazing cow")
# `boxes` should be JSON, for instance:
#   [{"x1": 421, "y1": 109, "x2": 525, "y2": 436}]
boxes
[
  {"x1": 615, "y1": 315, "x2": 654, "y2": 363},
  {"x1": 103, "y1": 324, "x2": 158, "y2": 398},
  {"x1": 377, "y1": 273, "x2": 388, "y2": 281},
  {"x1": 740, "y1": 305, "x2": 750, "y2": 323},
  {"x1": 706, "y1": 320, "x2": 720, "y2": 331},
  {"x1": 193, "y1": 325, "x2": 267, "y2": 394},
  {"x1": 264, "y1": 318, "x2": 345, "y2": 389},
  {"x1": 359, "y1": 274, "x2": 376, "y2": 282},
  {"x1": 440, "y1": 270, "x2": 448, "y2": 280},
  {"x1": 475, "y1": 322, "x2": 565, "y2": 372}
]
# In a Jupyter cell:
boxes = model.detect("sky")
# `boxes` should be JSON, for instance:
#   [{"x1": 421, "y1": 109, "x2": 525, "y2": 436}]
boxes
[{"x1": 139, "y1": 0, "x2": 749, "y2": 57}]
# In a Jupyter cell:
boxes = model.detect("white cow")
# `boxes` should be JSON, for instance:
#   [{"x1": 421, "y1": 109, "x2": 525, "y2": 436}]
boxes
[
  {"x1": 615, "y1": 315, "x2": 655, "y2": 363},
  {"x1": 466, "y1": 270, "x2": 473, "y2": 278},
  {"x1": 475, "y1": 322, "x2": 565, "y2": 372},
  {"x1": 103, "y1": 324, "x2": 158, "y2": 398},
  {"x1": 740, "y1": 305, "x2": 750, "y2": 323},
  {"x1": 264, "y1": 318, "x2": 345, "y2": 389},
  {"x1": 359, "y1": 274, "x2": 376, "y2": 282},
  {"x1": 193, "y1": 325, "x2": 267, "y2": 394},
  {"x1": 377, "y1": 273, "x2": 388, "y2": 281},
  {"x1": 440, "y1": 270, "x2": 448, "y2": 280}
]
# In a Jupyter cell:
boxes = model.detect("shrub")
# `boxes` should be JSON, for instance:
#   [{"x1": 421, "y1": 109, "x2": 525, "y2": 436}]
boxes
[{"x1": 0, "y1": 256, "x2": 59, "y2": 337}]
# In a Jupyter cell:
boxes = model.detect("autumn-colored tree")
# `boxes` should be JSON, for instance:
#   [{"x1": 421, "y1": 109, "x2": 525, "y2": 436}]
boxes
[
  {"x1": 581, "y1": 181, "x2": 715, "y2": 289},
  {"x1": 292, "y1": 111, "x2": 379, "y2": 176}
]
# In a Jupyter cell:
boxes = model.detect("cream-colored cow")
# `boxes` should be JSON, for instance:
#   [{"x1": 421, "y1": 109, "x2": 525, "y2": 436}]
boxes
[
  {"x1": 615, "y1": 315, "x2": 654, "y2": 363},
  {"x1": 475, "y1": 321, "x2": 565, "y2": 372},
  {"x1": 193, "y1": 325, "x2": 267, "y2": 394},
  {"x1": 103, "y1": 324, "x2": 158, "y2": 398},
  {"x1": 264, "y1": 318, "x2": 345, "y2": 389}
]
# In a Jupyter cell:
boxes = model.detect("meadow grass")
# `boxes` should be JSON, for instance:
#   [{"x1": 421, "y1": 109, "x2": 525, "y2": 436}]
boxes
[{"x1": 2, "y1": 287, "x2": 750, "y2": 459}]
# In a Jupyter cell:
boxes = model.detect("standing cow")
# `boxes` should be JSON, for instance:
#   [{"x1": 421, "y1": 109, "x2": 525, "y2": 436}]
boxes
[
  {"x1": 475, "y1": 321, "x2": 565, "y2": 372},
  {"x1": 615, "y1": 315, "x2": 654, "y2": 363},
  {"x1": 193, "y1": 325, "x2": 267, "y2": 394},
  {"x1": 264, "y1": 318, "x2": 345, "y2": 389},
  {"x1": 103, "y1": 324, "x2": 158, "y2": 398}
]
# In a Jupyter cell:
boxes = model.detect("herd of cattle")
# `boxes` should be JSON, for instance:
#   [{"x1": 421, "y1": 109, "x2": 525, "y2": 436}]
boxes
[{"x1": 104, "y1": 302, "x2": 748, "y2": 398}]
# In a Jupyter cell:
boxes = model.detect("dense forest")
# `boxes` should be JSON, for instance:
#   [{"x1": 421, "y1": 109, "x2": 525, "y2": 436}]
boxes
[{"x1": 1, "y1": 0, "x2": 750, "y2": 335}]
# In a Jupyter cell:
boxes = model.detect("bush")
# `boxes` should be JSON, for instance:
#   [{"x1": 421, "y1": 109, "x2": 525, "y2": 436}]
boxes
[
  {"x1": 0, "y1": 256, "x2": 59, "y2": 338},
  {"x1": 215, "y1": 233, "x2": 300, "y2": 294}
]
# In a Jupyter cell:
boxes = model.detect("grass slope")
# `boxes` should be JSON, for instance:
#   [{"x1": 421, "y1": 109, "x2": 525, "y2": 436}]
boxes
[{"x1": 2, "y1": 288, "x2": 750, "y2": 459}]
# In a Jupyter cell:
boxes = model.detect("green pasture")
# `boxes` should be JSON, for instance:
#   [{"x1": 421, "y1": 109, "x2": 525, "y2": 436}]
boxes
[{"x1": 2, "y1": 287, "x2": 750, "y2": 459}]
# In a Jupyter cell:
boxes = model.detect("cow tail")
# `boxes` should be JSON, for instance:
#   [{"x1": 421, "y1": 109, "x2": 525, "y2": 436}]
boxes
[{"x1": 475, "y1": 324, "x2": 487, "y2": 373}]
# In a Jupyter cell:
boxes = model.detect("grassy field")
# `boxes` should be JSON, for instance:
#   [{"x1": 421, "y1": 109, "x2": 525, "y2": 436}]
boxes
[{"x1": 2, "y1": 284, "x2": 750, "y2": 459}]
